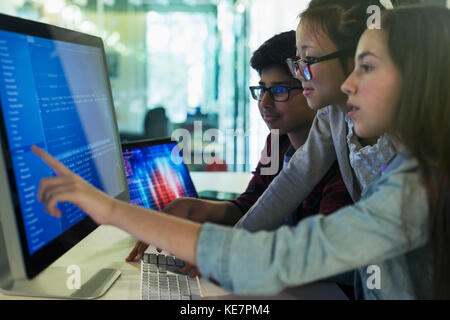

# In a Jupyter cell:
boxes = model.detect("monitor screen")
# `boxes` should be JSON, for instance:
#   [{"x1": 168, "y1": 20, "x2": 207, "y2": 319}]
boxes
[
  {"x1": 122, "y1": 141, "x2": 197, "y2": 211},
  {"x1": 0, "y1": 16, "x2": 127, "y2": 278}
]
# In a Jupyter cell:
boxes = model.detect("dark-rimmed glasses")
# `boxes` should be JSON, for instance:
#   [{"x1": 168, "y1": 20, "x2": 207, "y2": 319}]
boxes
[
  {"x1": 286, "y1": 49, "x2": 354, "y2": 81},
  {"x1": 249, "y1": 86, "x2": 303, "y2": 103}
]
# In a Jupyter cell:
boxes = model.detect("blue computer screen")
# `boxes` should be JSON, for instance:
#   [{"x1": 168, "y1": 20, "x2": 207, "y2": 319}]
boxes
[
  {"x1": 0, "y1": 30, "x2": 123, "y2": 255},
  {"x1": 122, "y1": 143, "x2": 197, "y2": 211}
]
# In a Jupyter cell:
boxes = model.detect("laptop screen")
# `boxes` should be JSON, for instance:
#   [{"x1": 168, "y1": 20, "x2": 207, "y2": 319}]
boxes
[{"x1": 121, "y1": 139, "x2": 197, "y2": 211}]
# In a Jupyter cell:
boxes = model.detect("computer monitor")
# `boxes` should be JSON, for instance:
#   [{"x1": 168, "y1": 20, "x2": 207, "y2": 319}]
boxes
[{"x1": 0, "y1": 14, "x2": 129, "y2": 298}]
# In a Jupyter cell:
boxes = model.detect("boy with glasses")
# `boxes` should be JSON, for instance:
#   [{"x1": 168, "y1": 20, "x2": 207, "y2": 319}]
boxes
[{"x1": 234, "y1": 31, "x2": 352, "y2": 225}]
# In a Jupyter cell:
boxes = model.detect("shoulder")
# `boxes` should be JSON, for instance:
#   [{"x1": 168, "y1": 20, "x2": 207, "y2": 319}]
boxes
[
  {"x1": 264, "y1": 133, "x2": 291, "y2": 157},
  {"x1": 356, "y1": 152, "x2": 428, "y2": 240},
  {"x1": 368, "y1": 151, "x2": 420, "y2": 192},
  {"x1": 318, "y1": 105, "x2": 347, "y2": 120},
  {"x1": 362, "y1": 151, "x2": 427, "y2": 221},
  {"x1": 311, "y1": 106, "x2": 347, "y2": 138}
]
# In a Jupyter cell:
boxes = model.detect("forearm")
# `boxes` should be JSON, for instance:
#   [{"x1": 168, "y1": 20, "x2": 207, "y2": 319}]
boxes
[
  {"x1": 199, "y1": 195, "x2": 427, "y2": 295},
  {"x1": 199, "y1": 161, "x2": 428, "y2": 295},
  {"x1": 180, "y1": 198, "x2": 243, "y2": 225},
  {"x1": 203, "y1": 201, "x2": 243, "y2": 226},
  {"x1": 110, "y1": 199, "x2": 202, "y2": 265}
]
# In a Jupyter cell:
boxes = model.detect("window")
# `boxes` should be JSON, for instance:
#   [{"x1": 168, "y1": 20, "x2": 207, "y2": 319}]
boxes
[
  {"x1": 1, "y1": 0, "x2": 311, "y2": 172},
  {"x1": 4, "y1": 0, "x2": 251, "y2": 172}
]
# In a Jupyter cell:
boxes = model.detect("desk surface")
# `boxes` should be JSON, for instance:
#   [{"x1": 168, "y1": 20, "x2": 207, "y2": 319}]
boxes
[
  {"x1": 190, "y1": 171, "x2": 253, "y2": 194},
  {"x1": 0, "y1": 172, "x2": 348, "y2": 300},
  {"x1": 0, "y1": 226, "x2": 347, "y2": 300}
]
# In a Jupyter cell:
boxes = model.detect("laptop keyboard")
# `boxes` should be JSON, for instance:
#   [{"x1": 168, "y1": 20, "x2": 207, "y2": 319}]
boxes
[{"x1": 140, "y1": 253, "x2": 202, "y2": 300}]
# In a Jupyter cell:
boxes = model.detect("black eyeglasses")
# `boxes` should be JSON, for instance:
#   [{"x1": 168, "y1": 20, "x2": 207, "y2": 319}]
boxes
[
  {"x1": 286, "y1": 49, "x2": 354, "y2": 81},
  {"x1": 249, "y1": 86, "x2": 303, "y2": 102}
]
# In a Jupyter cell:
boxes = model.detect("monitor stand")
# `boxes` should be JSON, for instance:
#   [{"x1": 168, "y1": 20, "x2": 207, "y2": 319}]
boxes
[
  {"x1": 0, "y1": 266, "x2": 121, "y2": 299},
  {"x1": 0, "y1": 220, "x2": 121, "y2": 299}
]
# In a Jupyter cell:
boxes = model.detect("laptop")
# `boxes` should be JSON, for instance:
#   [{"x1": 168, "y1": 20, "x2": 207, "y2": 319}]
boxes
[
  {"x1": 121, "y1": 137, "x2": 202, "y2": 299},
  {"x1": 121, "y1": 137, "x2": 198, "y2": 211}
]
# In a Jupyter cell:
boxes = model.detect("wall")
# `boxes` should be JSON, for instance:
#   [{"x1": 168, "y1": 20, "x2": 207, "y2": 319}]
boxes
[{"x1": 0, "y1": 1, "x2": 15, "y2": 15}]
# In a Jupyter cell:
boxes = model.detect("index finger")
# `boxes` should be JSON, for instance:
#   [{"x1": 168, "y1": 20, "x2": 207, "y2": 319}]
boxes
[{"x1": 31, "y1": 145, "x2": 72, "y2": 177}]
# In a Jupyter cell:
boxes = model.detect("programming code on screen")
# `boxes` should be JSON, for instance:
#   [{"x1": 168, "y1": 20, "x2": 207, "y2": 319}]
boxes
[
  {"x1": 0, "y1": 30, "x2": 122, "y2": 254},
  {"x1": 122, "y1": 143, "x2": 197, "y2": 211}
]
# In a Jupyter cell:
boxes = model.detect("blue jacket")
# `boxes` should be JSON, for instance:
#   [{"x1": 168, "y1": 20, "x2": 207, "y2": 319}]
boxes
[{"x1": 196, "y1": 151, "x2": 431, "y2": 299}]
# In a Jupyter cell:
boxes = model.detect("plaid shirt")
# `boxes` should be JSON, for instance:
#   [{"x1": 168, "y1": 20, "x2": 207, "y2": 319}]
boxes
[{"x1": 229, "y1": 133, "x2": 353, "y2": 223}]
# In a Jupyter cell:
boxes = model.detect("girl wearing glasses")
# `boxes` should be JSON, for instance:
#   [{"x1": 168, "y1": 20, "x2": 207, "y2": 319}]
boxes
[
  {"x1": 235, "y1": 0, "x2": 398, "y2": 232},
  {"x1": 32, "y1": 5, "x2": 449, "y2": 299}
]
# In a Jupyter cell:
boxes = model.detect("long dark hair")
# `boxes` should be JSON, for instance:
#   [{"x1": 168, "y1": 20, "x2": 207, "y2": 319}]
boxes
[{"x1": 382, "y1": 6, "x2": 450, "y2": 299}]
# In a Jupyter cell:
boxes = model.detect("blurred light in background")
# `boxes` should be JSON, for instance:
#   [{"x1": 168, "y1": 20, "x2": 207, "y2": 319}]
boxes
[{"x1": 0, "y1": 0, "x2": 311, "y2": 172}]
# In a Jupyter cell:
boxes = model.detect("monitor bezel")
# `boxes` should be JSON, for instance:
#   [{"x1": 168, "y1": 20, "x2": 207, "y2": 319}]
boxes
[
  {"x1": 121, "y1": 137, "x2": 199, "y2": 200},
  {"x1": 0, "y1": 13, "x2": 129, "y2": 279}
]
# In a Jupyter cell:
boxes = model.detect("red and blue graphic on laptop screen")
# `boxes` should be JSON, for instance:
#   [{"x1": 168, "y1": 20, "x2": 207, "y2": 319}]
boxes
[{"x1": 122, "y1": 142, "x2": 197, "y2": 211}]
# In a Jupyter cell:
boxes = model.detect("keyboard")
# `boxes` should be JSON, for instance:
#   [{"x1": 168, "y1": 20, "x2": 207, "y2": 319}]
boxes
[{"x1": 140, "y1": 252, "x2": 202, "y2": 300}]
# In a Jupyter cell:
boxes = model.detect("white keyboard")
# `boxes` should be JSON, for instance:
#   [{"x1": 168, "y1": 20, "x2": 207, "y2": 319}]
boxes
[{"x1": 140, "y1": 253, "x2": 202, "y2": 300}]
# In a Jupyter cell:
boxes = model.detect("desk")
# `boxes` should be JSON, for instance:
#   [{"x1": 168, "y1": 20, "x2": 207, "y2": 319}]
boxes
[
  {"x1": 190, "y1": 171, "x2": 253, "y2": 194},
  {"x1": 0, "y1": 172, "x2": 348, "y2": 300}
]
